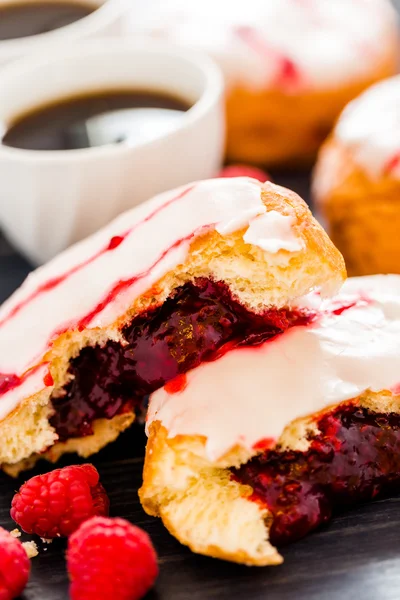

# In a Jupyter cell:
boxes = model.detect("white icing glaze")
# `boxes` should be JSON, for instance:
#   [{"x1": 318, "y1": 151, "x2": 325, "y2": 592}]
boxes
[
  {"x1": 335, "y1": 75, "x2": 400, "y2": 179},
  {"x1": 0, "y1": 365, "x2": 49, "y2": 421},
  {"x1": 244, "y1": 212, "x2": 303, "y2": 253},
  {"x1": 147, "y1": 275, "x2": 400, "y2": 460},
  {"x1": 0, "y1": 178, "x2": 303, "y2": 416},
  {"x1": 127, "y1": 0, "x2": 397, "y2": 90}
]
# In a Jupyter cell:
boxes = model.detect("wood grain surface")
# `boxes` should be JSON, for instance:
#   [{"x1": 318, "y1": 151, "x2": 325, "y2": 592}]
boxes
[{"x1": 2, "y1": 7, "x2": 400, "y2": 591}]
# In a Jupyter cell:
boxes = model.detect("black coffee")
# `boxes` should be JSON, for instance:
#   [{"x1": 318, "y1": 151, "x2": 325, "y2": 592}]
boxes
[
  {"x1": 2, "y1": 90, "x2": 192, "y2": 151},
  {"x1": 0, "y1": 1, "x2": 95, "y2": 41}
]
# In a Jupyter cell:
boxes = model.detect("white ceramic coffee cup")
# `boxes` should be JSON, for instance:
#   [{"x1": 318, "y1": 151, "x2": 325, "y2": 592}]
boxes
[
  {"x1": 0, "y1": 39, "x2": 225, "y2": 264},
  {"x1": 0, "y1": 0, "x2": 130, "y2": 66}
]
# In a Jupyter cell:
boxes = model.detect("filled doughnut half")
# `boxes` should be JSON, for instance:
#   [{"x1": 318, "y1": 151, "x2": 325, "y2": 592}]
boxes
[
  {"x1": 0, "y1": 177, "x2": 344, "y2": 475},
  {"x1": 314, "y1": 75, "x2": 400, "y2": 276},
  {"x1": 131, "y1": 0, "x2": 398, "y2": 166},
  {"x1": 141, "y1": 274, "x2": 400, "y2": 566}
]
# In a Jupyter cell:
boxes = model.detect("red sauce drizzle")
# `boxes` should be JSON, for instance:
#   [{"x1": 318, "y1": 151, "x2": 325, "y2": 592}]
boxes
[
  {"x1": 0, "y1": 235, "x2": 128, "y2": 331},
  {"x1": 164, "y1": 374, "x2": 188, "y2": 394},
  {"x1": 325, "y1": 293, "x2": 371, "y2": 317},
  {"x1": 330, "y1": 301, "x2": 359, "y2": 316},
  {"x1": 252, "y1": 438, "x2": 276, "y2": 452},
  {"x1": 107, "y1": 236, "x2": 125, "y2": 250},
  {"x1": 0, "y1": 184, "x2": 195, "y2": 397},
  {"x1": 0, "y1": 183, "x2": 194, "y2": 332},
  {"x1": 390, "y1": 383, "x2": 400, "y2": 395},
  {"x1": 234, "y1": 26, "x2": 303, "y2": 90},
  {"x1": 43, "y1": 372, "x2": 54, "y2": 387},
  {"x1": 384, "y1": 152, "x2": 400, "y2": 175},
  {"x1": 77, "y1": 235, "x2": 193, "y2": 330},
  {"x1": 0, "y1": 363, "x2": 48, "y2": 397},
  {"x1": 0, "y1": 372, "x2": 21, "y2": 395}
]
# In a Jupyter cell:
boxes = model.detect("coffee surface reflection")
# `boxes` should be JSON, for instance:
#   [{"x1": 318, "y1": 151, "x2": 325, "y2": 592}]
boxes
[{"x1": 2, "y1": 90, "x2": 192, "y2": 151}]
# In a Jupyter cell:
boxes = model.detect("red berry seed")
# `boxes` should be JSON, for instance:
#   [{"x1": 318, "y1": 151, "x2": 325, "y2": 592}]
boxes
[
  {"x1": 0, "y1": 527, "x2": 30, "y2": 600},
  {"x1": 67, "y1": 516, "x2": 158, "y2": 600},
  {"x1": 11, "y1": 464, "x2": 109, "y2": 539}
]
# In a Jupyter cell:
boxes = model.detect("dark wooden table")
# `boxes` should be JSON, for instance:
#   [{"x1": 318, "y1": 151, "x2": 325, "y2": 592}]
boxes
[{"x1": 3, "y1": 170, "x2": 400, "y2": 600}]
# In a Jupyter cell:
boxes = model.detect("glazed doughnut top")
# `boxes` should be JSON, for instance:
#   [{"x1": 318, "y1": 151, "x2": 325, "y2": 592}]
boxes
[
  {"x1": 0, "y1": 178, "x2": 303, "y2": 421},
  {"x1": 147, "y1": 275, "x2": 400, "y2": 459},
  {"x1": 128, "y1": 0, "x2": 397, "y2": 90},
  {"x1": 335, "y1": 75, "x2": 400, "y2": 179}
]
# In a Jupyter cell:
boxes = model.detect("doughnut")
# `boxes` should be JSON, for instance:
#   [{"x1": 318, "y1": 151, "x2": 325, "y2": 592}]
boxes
[
  {"x1": 0, "y1": 178, "x2": 344, "y2": 475},
  {"x1": 314, "y1": 75, "x2": 400, "y2": 276},
  {"x1": 129, "y1": 0, "x2": 399, "y2": 166},
  {"x1": 140, "y1": 275, "x2": 400, "y2": 566}
]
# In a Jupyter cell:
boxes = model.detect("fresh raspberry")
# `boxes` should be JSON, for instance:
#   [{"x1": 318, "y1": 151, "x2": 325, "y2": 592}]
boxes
[
  {"x1": 218, "y1": 164, "x2": 271, "y2": 182},
  {"x1": 11, "y1": 464, "x2": 109, "y2": 539},
  {"x1": 0, "y1": 527, "x2": 30, "y2": 600},
  {"x1": 67, "y1": 516, "x2": 158, "y2": 600}
]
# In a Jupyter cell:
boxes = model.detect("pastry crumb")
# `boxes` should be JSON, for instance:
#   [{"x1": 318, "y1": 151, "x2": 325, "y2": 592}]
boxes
[
  {"x1": 10, "y1": 528, "x2": 21, "y2": 538},
  {"x1": 41, "y1": 537, "x2": 53, "y2": 544},
  {"x1": 23, "y1": 541, "x2": 38, "y2": 558}
]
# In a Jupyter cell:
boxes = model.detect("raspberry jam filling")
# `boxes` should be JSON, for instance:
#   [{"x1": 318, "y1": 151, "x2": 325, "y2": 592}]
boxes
[
  {"x1": 50, "y1": 279, "x2": 311, "y2": 440},
  {"x1": 233, "y1": 405, "x2": 400, "y2": 546}
]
